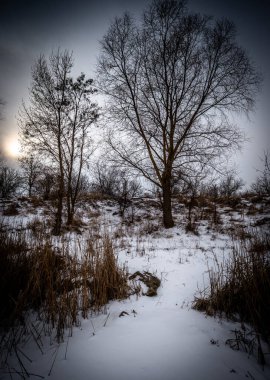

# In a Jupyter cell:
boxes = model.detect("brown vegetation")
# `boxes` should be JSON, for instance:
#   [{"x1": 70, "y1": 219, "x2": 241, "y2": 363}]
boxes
[
  {"x1": 0, "y1": 223, "x2": 129, "y2": 346},
  {"x1": 193, "y1": 229, "x2": 270, "y2": 351}
]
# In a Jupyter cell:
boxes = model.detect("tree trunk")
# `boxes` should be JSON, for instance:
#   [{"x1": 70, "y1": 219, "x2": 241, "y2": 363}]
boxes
[
  {"x1": 66, "y1": 190, "x2": 72, "y2": 225},
  {"x1": 71, "y1": 201, "x2": 75, "y2": 224},
  {"x1": 53, "y1": 200, "x2": 62, "y2": 235},
  {"x1": 53, "y1": 175, "x2": 64, "y2": 235},
  {"x1": 66, "y1": 196, "x2": 74, "y2": 226},
  {"x1": 67, "y1": 210, "x2": 73, "y2": 226},
  {"x1": 162, "y1": 176, "x2": 174, "y2": 228}
]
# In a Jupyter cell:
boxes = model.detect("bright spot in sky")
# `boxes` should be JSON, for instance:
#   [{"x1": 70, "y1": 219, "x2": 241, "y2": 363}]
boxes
[{"x1": 4, "y1": 136, "x2": 21, "y2": 158}]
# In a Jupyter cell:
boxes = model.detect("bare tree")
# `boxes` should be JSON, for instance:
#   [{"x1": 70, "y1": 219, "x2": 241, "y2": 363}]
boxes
[
  {"x1": 219, "y1": 172, "x2": 244, "y2": 198},
  {"x1": 19, "y1": 51, "x2": 72, "y2": 234},
  {"x1": 73, "y1": 173, "x2": 90, "y2": 196},
  {"x1": 93, "y1": 162, "x2": 141, "y2": 217},
  {"x1": 93, "y1": 162, "x2": 119, "y2": 197},
  {"x1": 19, "y1": 51, "x2": 98, "y2": 233},
  {"x1": 113, "y1": 171, "x2": 141, "y2": 217},
  {"x1": 19, "y1": 154, "x2": 42, "y2": 197},
  {"x1": 252, "y1": 151, "x2": 270, "y2": 196},
  {"x1": 98, "y1": 0, "x2": 261, "y2": 228},
  {"x1": 37, "y1": 165, "x2": 56, "y2": 200},
  {"x1": 0, "y1": 155, "x2": 21, "y2": 199},
  {"x1": 63, "y1": 74, "x2": 98, "y2": 225}
]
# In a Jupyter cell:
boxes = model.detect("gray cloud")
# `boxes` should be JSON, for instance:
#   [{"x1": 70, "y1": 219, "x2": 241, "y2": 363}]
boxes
[{"x1": 0, "y1": 0, "x2": 269, "y2": 182}]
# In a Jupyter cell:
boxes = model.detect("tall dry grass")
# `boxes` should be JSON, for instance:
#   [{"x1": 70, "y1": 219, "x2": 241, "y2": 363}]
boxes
[
  {"x1": 0, "y1": 220, "x2": 130, "y2": 375},
  {"x1": 193, "y1": 228, "x2": 270, "y2": 361}
]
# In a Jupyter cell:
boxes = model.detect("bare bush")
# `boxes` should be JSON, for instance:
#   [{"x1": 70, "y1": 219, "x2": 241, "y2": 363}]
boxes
[
  {"x1": 93, "y1": 163, "x2": 141, "y2": 217},
  {"x1": 252, "y1": 151, "x2": 270, "y2": 196},
  {"x1": 92, "y1": 162, "x2": 119, "y2": 197},
  {"x1": 36, "y1": 165, "x2": 57, "y2": 200},
  {"x1": 219, "y1": 172, "x2": 244, "y2": 198},
  {"x1": 113, "y1": 174, "x2": 141, "y2": 217},
  {"x1": 19, "y1": 154, "x2": 42, "y2": 197},
  {"x1": 0, "y1": 223, "x2": 129, "y2": 344},
  {"x1": 193, "y1": 229, "x2": 270, "y2": 350},
  {"x1": 0, "y1": 165, "x2": 21, "y2": 199}
]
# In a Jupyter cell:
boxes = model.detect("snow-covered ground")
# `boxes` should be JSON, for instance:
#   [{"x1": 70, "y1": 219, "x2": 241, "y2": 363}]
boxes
[{"x1": 1, "y1": 196, "x2": 269, "y2": 380}]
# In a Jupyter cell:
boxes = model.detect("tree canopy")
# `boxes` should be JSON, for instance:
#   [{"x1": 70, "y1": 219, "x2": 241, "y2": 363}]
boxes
[{"x1": 98, "y1": 0, "x2": 261, "y2": 227}]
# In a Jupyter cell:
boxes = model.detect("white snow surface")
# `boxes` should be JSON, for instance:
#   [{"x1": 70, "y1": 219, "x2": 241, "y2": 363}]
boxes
[{"x1": 1, "y1": 197, "x2": 269, "y2": 380}]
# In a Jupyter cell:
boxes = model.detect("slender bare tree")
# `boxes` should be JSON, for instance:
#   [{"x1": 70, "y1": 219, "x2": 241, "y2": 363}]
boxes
[
  {"x1": 219, "y1": 171, "x2": 244, "y2": 198},
  {"x1": 37, "y1": 165, "x2": 56, "y2": 200},
  {"x1": 19, "y1": 50, "x2": 98, "y2": 233},
  {"x1": 19, "y1": 154, "x2": 42, "y2": 197},
  {"x1": 93, "y1": 162, "x2": 141, "y2": 216},
  {"x1": 63, "y1": 74, "x2": 98, "y2": 225},
  {"x1": 0, "y1": 155, "x2": 21, "y2": 199},
  {"x1": 19, "y1": 51, "x2": 72, "y2": 234},
  {"x1": 98, "y1": 0, "x2": 261, "y2": 228},
  {"x1": 252, "y1": 151, "x2": 270, "y2": 196}
]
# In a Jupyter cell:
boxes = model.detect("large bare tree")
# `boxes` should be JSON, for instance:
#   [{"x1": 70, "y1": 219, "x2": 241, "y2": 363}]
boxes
[
  {"x1": 98, "y1": 0, "x2": 261, "y2": 228},
  {"x1": 19, "y1": 51, "x2": 98, "y2": 234}
]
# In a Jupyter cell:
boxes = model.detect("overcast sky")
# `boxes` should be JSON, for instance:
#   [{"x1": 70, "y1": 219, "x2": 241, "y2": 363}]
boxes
[{"x1": 0, "y1": 0, "x2": 269, "y2": 184}]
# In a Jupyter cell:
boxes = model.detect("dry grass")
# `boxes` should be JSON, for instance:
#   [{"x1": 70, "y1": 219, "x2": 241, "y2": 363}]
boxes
[
  {"x1": 193, "y1": 228, "x2": 270, "y2": 361},
  {"x1": 80, "y1": 192, "x2": 111, "y2": 202},
  {"x1": 138, "y1": 219, "x2": 160, "y2": 235},
  {"x1": 2, "y1": 202, "x2": 19, "y2": 216},
  {"x1": 26, "y1": 217, "x2": 48, "y2": 239},
  {"x1": 29, "y1": 196, "x2": 45, "y2": 208},
  {"x1": 217, "y1": 195, "x2": 242, "y2": 209},
  {"x1": 185, "y1": 220, "x2": 199, "y2": 235},
  {"x1": 0, "y1": 222, "x2": 130, "y2": 354},
  {"x1": 86, "y1": 235, "x2": 129, "y2": 311}
]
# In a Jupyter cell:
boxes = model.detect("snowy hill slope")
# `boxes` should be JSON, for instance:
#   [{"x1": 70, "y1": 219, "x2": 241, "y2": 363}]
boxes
[{"x1": 0, "y1": 196, "x2": 269, "y2": 380}]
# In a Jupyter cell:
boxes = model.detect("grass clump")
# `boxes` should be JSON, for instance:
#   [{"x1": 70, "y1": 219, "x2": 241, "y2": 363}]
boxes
[
  {"x1": 0, "y1": 227, "x2": 30, "y2": 328},
  {"x1": 86, "y1": 235, "x2": 129, "y2": 312},
  {"x1": 193, "y1": 229, "x2": 270, "y2": 345},
  {"x1": 2, "y1": 202, "x2": 19, "y2": 216},
  {"x1": 0, "y1": 223, "x2": 129, "y2": 342}
]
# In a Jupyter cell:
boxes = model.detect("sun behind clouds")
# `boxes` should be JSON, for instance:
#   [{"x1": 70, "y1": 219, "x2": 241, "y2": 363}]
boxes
[{"x1": 4, "y1": 136, "x2": 21, "y2": 159}]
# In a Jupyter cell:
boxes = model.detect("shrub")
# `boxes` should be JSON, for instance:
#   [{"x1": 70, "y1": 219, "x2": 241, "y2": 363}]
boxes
[
  {"x1": 0, "y1": 224, "x2": 129, "y2": 343},
  {"x1": 0, "y1": 166, "x2": 21, "y2": 198},
  {"x1": 0, "y1": 227, "x2": 30, "y2": 328},
  {"x1": 251, "y1": 151, "x2": 270, "y2": 196},
  {"x1": 193, "y1": 229, "x2": 270, "y2": 346},
  {"x1": 2, "y1": 202, "x2": 20, "y2": 216},
  {"x1": 86, "y1": 235, "x2": 129, "y2": 312},
  {"x1": 92, "y1": 163, "x2": 141, "y2": 217}
]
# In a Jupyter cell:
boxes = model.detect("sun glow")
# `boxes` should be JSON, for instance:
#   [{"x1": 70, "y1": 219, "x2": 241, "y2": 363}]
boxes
[{"x1": 5, "y1": 137, "x2": 21, "y2": 159}]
